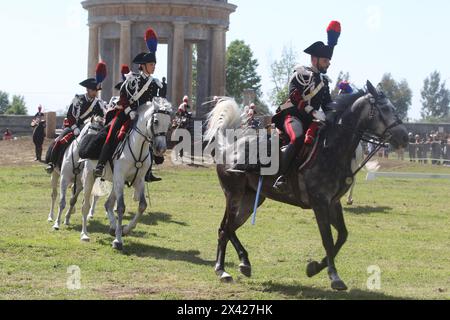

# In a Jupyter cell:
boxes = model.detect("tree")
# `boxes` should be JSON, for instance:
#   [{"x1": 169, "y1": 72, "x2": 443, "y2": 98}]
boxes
[
  {"x1": 5, "y1": 95, "x2": 27, "y2": 115},
  {"x1": 226, "y1": 40, "x2": 262, "y2": 104},
  {"x1": 269, "y1": 45, "x2": 298, "y2": 106},
  {"x1": 420, "y1": 71, "x2": 450, "y2": 120},
  {"x1": 0, "y1": 91, "x2": 9, "y2": 114},
  {"x1": 379, "y1": 73, "x2": 412, "y2": 121},
  {"x1": 331, "y1": 71, "x2": 350, "y2": 99}
]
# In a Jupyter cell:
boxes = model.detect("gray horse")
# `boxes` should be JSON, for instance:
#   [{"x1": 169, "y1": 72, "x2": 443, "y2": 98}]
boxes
[{"x1": 205, "y1": 81, "x2": 408, "y2": 291}]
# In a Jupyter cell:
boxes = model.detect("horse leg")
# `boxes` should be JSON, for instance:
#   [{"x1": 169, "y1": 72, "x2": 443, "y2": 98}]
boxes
[
  {"x1": 215, "y1": 194, "x2": 245, "y2": 283},
  {"x1": 80, "y1": 171, "x2": 95, "y2": 242},
  {"x1": 105, "y1": 185, "x2": 117, "y2": 236},
  {"x1": 112, "y1": 179, "x2": 126, "y2": 250},
  {"x1": 64, "y1": 177, "x2": 83, "y2": 226},
  {"x1": 53, "y1": 177, "x2": 68, "y2": 230},
  {"x1": 346, "y1": 181, "x2": 355, "y2": 205},
  {"x1": 307, "y1": 202, "x2": 349, "y2": 281},
  {"x1": 87, "y1": 195, "x2": 100, "y2": 220},
  {"x1": 229, "y1": 189, "x2": 266, "y2": 278},
  {"x1": 309, "y1": 201, "x2": 348, "y2": 291},
  {"x1": 48, "y1": 172, "x2": 58, "y2": 222},
  {"x1": 123, "y1": 182, "x2": 146, "y2": 236}
]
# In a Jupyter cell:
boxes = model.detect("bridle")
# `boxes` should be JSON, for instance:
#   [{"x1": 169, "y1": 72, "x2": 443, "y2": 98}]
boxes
[
  {"x1": 125, "y1": 104, "x2": 171, "y2": 186},
  {"x1": 338, "y1": 93, "x2": 404, "y2": 177}
]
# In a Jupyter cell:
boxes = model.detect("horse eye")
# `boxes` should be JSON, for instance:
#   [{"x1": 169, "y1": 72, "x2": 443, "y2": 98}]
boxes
[{"x1": 154, "y1": 119, "x2": 159, "y2": 125}]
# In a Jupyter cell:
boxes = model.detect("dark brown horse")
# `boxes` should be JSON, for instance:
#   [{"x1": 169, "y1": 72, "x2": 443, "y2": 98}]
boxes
[{"x1": 205, "y1": 81, "x2": 409, "y2": 291}]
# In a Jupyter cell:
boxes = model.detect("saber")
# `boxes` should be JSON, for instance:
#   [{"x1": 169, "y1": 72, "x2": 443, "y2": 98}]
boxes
[{"x1": 252, "y1": 176, "x2": 264, "y2": 225}]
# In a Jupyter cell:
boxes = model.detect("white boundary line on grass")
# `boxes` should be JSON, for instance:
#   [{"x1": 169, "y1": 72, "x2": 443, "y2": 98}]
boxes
[{"x1": 366, "y1": 172, "x2": 450, "y2": 181}]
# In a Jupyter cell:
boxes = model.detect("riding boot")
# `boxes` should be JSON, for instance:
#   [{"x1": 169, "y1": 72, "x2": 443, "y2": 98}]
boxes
[
  {"x1": 273, "y1": 143, "x2": 299, "y2": 193},
  {"x1": 145, "y1": 169, "x2": 162, "y2": 182},
  {"x1": 95, "y1": 142, "x2": 115, "y2": 178}
]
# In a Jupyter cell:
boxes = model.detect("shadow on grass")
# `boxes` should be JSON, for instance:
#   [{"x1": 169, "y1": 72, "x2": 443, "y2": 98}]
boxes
[
  {"x1": 258, "y1": 281, "x2": 410, "y2": 300},
  {"x1": 122, "y1": 240, "x2": 215, "y2": 267},
  {"x1": 69, "y1": 220, "x2": 148, "y2": 239},
  {"x1": 139, "y1": 212, "x2": 188, "y2": 227},
  {"x1": 345, "y1": 205, "x2": 393, "y2": 215}
]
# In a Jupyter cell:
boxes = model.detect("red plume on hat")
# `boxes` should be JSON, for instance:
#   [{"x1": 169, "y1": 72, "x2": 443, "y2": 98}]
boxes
[
  {"x1": 120, "y1": 64, "x2": 130, "y2": 81},
  {"x1": 145, "y1": 28, "x2": 158, "y2": 53},
  {"x1": 95, "y1": 62, "x2": 107, "y2": 85},
  {"x1": 327, "y1": 21, "x2": 341, "y2": 47}
]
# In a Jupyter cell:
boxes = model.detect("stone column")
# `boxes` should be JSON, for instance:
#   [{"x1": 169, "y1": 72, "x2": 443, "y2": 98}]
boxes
[
  {"x1": 184, "y1": 42, "x2": 193, "y2": 102},
  {"x1": 118, "y1": 20, "x2": 132, "y2": 67},
  {"x1": 196, "y1": 40, "x2": 211, "y2": 118},
  {"x1": 210, "y1": 26, "x2": 227, "y2": 97},
  {"x1": 171, "y1": 22, "x2": 187, "y2": 106},
  {"x1": 87, "y1": 23, "x2": 100, "y2": 77}
]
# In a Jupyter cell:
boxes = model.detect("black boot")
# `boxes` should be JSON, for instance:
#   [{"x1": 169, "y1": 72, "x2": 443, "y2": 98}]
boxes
[
  {"x1": 45, "y1": 163, "x2": 54, "y2": 174},
  {"x1": 273, "y1": 144, "x2": 299, "y2": 193},
  {"x1": 145, "y1": 169, "x2": 162, "y2": 182}
]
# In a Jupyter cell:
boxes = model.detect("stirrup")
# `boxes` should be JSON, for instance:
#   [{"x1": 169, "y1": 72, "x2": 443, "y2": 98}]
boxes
[
  {"x1": 273, "y1": 175, "x2": 288, "y2": 192},
  {"x1": 45, "y1": 164, "x2": 54, "y2": 174},
  {"x1": 94, "y1": 165, "x2": 104, "y2": 178}
]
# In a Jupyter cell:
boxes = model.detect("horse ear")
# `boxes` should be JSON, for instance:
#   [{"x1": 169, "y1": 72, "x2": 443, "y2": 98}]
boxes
[{"x1": 366, "y1": 80, "x2": 378, "y2": 98}]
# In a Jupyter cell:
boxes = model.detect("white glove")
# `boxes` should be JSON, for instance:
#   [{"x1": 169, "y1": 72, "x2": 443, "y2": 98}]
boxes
[
  {"x1": 129, "y1": 111, "x2": 137, "y2": 120},
  {"x1": 73, "y1": 128, "x2": 81, "y2": 136},
  {"x1": 312, "y1": 110, "x2": 326, "y2": 122}
]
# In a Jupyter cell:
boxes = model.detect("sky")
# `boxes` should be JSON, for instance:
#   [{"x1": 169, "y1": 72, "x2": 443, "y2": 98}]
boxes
[{"x1": 1, "y1": 0, "x2": 449, "y2": 120}]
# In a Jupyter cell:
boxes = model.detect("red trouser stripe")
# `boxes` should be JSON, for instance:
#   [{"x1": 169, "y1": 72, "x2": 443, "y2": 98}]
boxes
[
  {"x1": 284, "y1": 115, "x2": 297, "y2": 144},
  {"x1": 105, "y1": 110, "x2": 121, "y2": 143}
]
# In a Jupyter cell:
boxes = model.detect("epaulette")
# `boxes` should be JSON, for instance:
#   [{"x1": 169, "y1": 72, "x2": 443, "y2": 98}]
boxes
[
  {"x1": 153, "y1": 78, "x2": 163, "y2": 88},
  {"x1": 294, "y1": 65, "x2": 313, "y2": 87}
]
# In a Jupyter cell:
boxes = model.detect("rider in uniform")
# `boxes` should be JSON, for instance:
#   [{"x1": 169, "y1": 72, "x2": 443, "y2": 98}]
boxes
[
  {"x1": 271, "y1": 21, "x2": 341, "y2": 192},
  {"x1": 45, "y1": 63, "x2": 107, "y2": 173},
  {"x1": 94, "y1": 28, "x2": 163, "y2": 182}
]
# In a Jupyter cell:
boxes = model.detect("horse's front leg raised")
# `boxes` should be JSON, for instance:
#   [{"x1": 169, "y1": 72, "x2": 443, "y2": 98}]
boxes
[
  {"x1": 48, "y1": 172, "x2": 59, "y2": 222},
  {"x1": 87, "y1": 195, "x2": 100, "y2": 220},
  {"x1": 123, "y1": 181, "x2": 146, "y2": 236},
  {"x1": 311, "y1": 200, "x2": 348, "y2": 291},
  {"x1": 64, "y1": 176, "x2": 83, "y2": 226}
]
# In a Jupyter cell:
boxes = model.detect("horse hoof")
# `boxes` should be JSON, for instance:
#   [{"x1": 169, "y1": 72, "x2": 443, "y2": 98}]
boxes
[
  {"x1": 220, "y1": 273, "x2": 233, "y2": 283},
  {"x1": 48, "y1": 217, "x2": 53, "y2": 222},
  {"x1": 239, "y1": 264, "x2": 252, "y2": 278},
  {"x1": 306, "y1": 261, "x2": 321, "y2": 278},
  {"x1": 331, "y1": 279, "x2": 348, "y2": 291},
  {"x1": 87, "y1": 214, "x2": 94, "y2": 220},
  {"x1": 81, "y1": 235, "x2": 90, "y2": 242},
  {"x1": 53, "y1": 225, "x2": 60, "y2": 231},
  {"x1": 112, "y1": 240, "x2": 123, "y2": 251},
  {"x1": 64, "y1": 221, "x2": 70, "y2": 226},
  {"x1": 109, "y1": 228, "x2": 116, "y2": 237},
  {"x1": 347, "y1": 200, "x2": 353, "y2": 205}
]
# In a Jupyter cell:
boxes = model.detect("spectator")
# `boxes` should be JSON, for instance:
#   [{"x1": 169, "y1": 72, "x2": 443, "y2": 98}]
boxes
[
  {"x1": 431, "y1": 135, "x2": 442, "y2": 165},
  {"x1": 158, "y1": 77, "x2": 167, "y2": 98},
  {"x1": 3, "y1": 128, "x2": 13, "y2": 140},
  {"x1": 408, "y1": 132, "x2": 416, "y2": 162}
]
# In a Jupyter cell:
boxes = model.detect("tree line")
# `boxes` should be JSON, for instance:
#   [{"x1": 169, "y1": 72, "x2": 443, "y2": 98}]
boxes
[
  {"x1": 225, "y1": 41, "x2": 450, "y2": 122},
  {"x1": 0, "y1": 91, "x2": 27, "y2": 115}
]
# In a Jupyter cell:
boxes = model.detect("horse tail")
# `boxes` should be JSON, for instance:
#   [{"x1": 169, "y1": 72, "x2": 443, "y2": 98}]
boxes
[{"x1": 204, "y1": 97, "x2": 242, "y2": 143}]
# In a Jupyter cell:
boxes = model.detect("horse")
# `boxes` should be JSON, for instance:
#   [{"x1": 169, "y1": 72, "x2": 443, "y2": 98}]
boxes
[
  {"x1": 204, "y1": 81, "x2": 409, "y2": 291},
  {"x1": 80, "y1": 97, "x2": 172, "y2": 247},
  {"x1": 48, "y1": 116, "x2": 103, "y2": 230}
]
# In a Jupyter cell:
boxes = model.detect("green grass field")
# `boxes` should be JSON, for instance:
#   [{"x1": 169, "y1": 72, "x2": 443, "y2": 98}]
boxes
[{"x1": 0, "y1": 161, "x2": 449, "y2": 300}]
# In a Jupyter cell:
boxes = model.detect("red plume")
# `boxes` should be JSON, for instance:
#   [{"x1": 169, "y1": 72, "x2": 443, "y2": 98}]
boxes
[{"x1": 95, "y1": 62, "x2": 107, "y2": 84}]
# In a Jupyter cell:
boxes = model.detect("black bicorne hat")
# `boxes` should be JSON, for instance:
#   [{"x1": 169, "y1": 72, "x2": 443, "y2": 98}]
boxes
[
  {"x1": 79, "y1": 78, "x2": 101, "y2": 91},
  {"x1": 304, "y1": 41, "x2": 334, "y2": 60}
]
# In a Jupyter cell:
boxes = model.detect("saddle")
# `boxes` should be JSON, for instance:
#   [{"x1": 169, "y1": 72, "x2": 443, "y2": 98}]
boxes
[
  {"x1": 79, "y1": 121, "x2": 132, "y2": 160},
  {"x1": 230, "y1": 127, "x2": 323, "y2": 175}
]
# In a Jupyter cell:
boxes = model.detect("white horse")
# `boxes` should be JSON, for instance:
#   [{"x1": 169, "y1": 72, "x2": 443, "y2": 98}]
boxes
[
  {"x1": 80, "y1": 97, "x2": 172, "y2": 247},
  {"x1": 48, "y1": 117, "x2": 103, "y2": 229}
]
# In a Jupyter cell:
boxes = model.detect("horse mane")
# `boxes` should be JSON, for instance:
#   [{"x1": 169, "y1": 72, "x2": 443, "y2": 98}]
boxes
[{"x1": 327, "y1": 90, "x2": 366, "y2": 119}]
